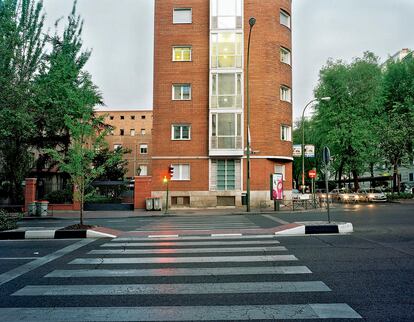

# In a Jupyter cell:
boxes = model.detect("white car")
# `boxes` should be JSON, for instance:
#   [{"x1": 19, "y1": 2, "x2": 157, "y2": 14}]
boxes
[
  {"x1": 331, "y1": 188, "x2": 360, "y2": 203},
  {"x1": 357, "y1": 188, "x2": 387, "y2": 202}
]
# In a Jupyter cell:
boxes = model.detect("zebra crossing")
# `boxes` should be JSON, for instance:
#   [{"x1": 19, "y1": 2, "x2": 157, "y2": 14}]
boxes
[
  {"x1": 1, "y1": 235, "x2": 362, "y2": 321},
  {"x1": 134, "y1": 215, "x2": 261, "y2": 231}
]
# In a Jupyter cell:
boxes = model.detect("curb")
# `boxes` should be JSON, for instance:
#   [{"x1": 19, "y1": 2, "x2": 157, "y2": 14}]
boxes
[{"x1": 0, "y1": 228, "x2": 119, "y2": 240}]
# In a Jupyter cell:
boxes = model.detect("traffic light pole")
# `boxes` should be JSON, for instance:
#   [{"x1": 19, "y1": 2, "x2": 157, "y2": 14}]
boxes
[{"x1": 164, "y1": 181, "x2": 169, "y2": 214}]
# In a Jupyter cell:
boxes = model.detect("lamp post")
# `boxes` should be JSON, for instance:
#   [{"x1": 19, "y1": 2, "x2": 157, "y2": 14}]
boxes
[
  {"x1": 246, "y1": 17, "x2": 256, "y2": 212},
  {"x1": 301, "y1": 97, "x2": 331, "y2": 192}
]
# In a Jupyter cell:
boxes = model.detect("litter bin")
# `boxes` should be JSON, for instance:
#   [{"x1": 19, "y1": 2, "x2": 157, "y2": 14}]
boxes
[
  {"x1": 241, "y1": 193, "x2": 247, "y2": 205},
  {"x1": 28, "y1": 202, "x2": 37, "y2": 216},
  {"x1": 153, "y1": 197, "x2": 162, "y2": 211},
  {"x1": 145, "y1": 198, "x2": 154, "y2": 211},
  {"x1": 36, "y1": 200, "x2": 49, "y2": 217}
]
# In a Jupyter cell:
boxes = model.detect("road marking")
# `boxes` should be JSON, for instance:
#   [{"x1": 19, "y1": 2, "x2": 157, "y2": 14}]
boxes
[
  {"x1": 46, "y1": 266, "x2": 312, "y2": 278},
  {"x1": 263, "y1": 214, "x2": 290, "y2": 225},
  {"x1": 101, "y1": 240, "x2": 279, "y2": 247},
  {"x1": 13, "y1": 281, "x2": 330, "y2": 296},
  {"x1": 69, "y1": 255, "x2": 297, "y2": 264},
  {"x1": 113, "y1": 235, "x2": 276, "y2": 241},
  {"x1": 0, "y1": 257, "x2": 39, "y2": 260},
  {"x1": 148, "y1": 234, "x2": 179, "y2": 238},
  {"x1": 0, "y1": 239, "x2": 94, "y2": 286},
  {"x1": 211, "y1": 233, "x2": 242, "y2": 237},
  {"x1": 88, "y1": 246, "x2": 287, "y2": 255},
  {"x1": 0, "y1": 304, "x2": 362, "y2": 321}
]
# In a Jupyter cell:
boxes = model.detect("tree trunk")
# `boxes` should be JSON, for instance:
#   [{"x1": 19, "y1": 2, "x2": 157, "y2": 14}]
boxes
[
  {"x1": 352, "y1": 169, "x2": 360, "y2": 191},
  {"x1": 338, "y1": 160, "x2": 344, "y2": 188},
  {"x1": 392, "y1": 163, "x2": 399, "y2": 193}
]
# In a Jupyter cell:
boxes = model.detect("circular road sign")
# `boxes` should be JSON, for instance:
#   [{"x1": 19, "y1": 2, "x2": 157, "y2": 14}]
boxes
[{"x1": 308, "y1": 169, "x2": 317, "y2": 179}]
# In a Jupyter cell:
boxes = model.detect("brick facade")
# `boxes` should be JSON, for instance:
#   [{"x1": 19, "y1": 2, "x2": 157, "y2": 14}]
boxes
[
  {"x1": 95, "y1": 110, "x2": 153, "y2": 178},
  {"x1": 152, "y1": 0, "x2": 293, "y2": 208}
]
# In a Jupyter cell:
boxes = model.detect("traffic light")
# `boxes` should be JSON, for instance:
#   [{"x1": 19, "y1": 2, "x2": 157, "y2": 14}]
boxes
[{"x1": 168, "y1": 165, "x2": 174, "y2": 180}]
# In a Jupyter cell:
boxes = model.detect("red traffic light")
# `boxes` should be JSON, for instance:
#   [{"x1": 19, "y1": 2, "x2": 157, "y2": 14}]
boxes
[{"x1": 168, "y1": 165, "x2": 174, "y2": 180}]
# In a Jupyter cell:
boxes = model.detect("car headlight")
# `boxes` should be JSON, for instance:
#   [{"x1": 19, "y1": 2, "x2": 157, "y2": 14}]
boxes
[
  {"x1": 343, "y1": 195, "x2": 349, "y2": 199},
  {"x1": 369, "y1": 194, "x2": 375, "y2": 199},
  {"x1": 355, "y1": 195, "x2": 359, "y2": 199}
]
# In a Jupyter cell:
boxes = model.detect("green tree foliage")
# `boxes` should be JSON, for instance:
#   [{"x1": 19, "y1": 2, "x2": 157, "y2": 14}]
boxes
[
  {"x1": 0, "y1": 0, "x2": 46, "y2": 203},
  {"x1": 93, "y1": 146, "x2": 131, "y2": 181},
  {"x1": 379, "y1": 55, "x2": 414, "y2": 192},
  {"x1": 313, "y1": 52, "x2": 383, "y2": 190},
  {"x1": 33, "y1": 1, "x2": 102, "y2": 171},
  {"x1": 47, "y1": 113, "x2": 110, "y2": 225}
]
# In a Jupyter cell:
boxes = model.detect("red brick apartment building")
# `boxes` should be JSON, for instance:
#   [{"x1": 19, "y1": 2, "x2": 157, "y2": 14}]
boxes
[
  {"x1": 95, "y1": 110, "x2": 153, "y2": 179},
  {"x1": 152, "y1": 0, "x2": 293, "y2": 208}
]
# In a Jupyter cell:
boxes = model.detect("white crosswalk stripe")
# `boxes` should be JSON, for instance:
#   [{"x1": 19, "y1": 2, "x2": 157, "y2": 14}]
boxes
[{"x1": 7, "y1": 235, "x2": 362, "y2": 321}]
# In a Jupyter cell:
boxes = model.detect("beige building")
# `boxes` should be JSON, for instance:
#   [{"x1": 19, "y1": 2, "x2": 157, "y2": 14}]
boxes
[{"x1": 95, "y1": 110, "x2": 153, "y2": 179}]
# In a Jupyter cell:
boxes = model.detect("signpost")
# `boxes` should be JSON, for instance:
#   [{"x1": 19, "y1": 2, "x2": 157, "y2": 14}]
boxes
[
  {"x1": 308, "y1": 169, "x2": 317, "y2": 205},
  {"x1": 323, "y1": 147, "x2": 331, "y2": 223}
]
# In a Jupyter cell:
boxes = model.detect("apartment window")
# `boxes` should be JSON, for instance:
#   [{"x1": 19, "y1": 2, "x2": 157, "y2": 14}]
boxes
[
  {"x1": 131, "y1": 115, "x2": 135, "y2": 120},
  {"x1": 173, "y1": 46, "x2": 192, "y2": 62},
  {"x1": 120, "y1": 129, "x2": 124, "y2": 136},
  {"x1": 280, "y1": 125, "x2": 292, "y2": 141},
  {"x1": 140, "y1": 144, "x2": 148, "y2": 154},
  {"x1": 172, "y1": 84, "x2": 191, "y2": 100},
  {"x1": 211, "y1": 113, "x2": 242, "y2": 149},
  {"x1": 211, "y1": 32, "x2": 242, "y2": 68},
  {"x1": 274, "y1": 165, "x2": 286, "y2": 181},
  {"x1": 120, "y1": 115, "x2": 124, "y2": 120},
  {"x1": 171, "y1": 164, "x2": 190, "y2": 180},
  {"x1": 130, "y1": 129, "x2": 135, "y2": 136},
  {"x1": 172, "y1": 124, "x2": 191, "y2": 140},
  {"x1": 280, "y1": 9, "x2": 291, "y2": 28},
  {"x1": 211, "y1": 73, "x2": 242, "y2": 109},
  {"x1": 211, "y1": 0, "x2": 242, "y2": 29},
  {"x1": 173, "y1": 8, "x2": 192, "y2": 24},
  {"x1": 141, "y1": 115, "x2": 146, "y2": 119},
  {"x1": 409, "y1": 173, "x2": 413, "y2": 182},
  {"x1": 138, "y1": 165, "x2": 148, "y2": 176},
  {"x1": 109, "y1": 115, "x2": 114, "y2": 120},
  {"x1": 141, "y1": 128, "x2": 146, "y2": 135},
  {"x1": 280, "y1": 47, "x2": 291, "y2": 65},
  {"x1": 280, "y1": 85, "x2": 291, "y2": 102},
  {"x1": 113, "y1": 144, "x2": 122, "y2": 150}
]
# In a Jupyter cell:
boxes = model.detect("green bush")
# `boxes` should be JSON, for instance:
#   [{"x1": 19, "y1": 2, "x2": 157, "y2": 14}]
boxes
[
  {"x1": 84, "y1": 194, "x2": 121, "y2": 204},
  {"x1": 386, "y1": 192, "x2": 414, "y2": 200},
  {"x1": 44, "y1": 189, "x2": 73, "y2": 204},
  {"x1": 0, "y1": 210, "x2": 22, "y2": 231}
]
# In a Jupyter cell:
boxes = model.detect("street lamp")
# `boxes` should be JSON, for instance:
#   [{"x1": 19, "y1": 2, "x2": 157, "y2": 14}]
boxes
[
  {"x1": 301, "y1": 97, "x2": 331, "y2": 192},
  {"x1": 246, "y1": 17, "x2": 256, "y2": 212}
]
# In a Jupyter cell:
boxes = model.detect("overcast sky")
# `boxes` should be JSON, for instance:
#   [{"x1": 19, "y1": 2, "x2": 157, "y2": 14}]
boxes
[{"x1": 42, "y1": 0, "x2": 413, "y2": 120}]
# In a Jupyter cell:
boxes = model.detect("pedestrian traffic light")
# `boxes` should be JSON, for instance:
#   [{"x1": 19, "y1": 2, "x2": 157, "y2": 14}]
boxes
[{"x1": 168, "y1": 165, "x2": 174, "y2": 180}]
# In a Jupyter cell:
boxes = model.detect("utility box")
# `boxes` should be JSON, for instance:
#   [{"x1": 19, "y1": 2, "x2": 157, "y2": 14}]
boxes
[
  {"x1": 145, "y1": 198, "x2": 154, "y2": 211},
  {"x1": 241, "y1": 193, "x2": 247, "y2": 205},
  {"x1": 153, "y1": 198, "x2": 162, "y2": 211}
]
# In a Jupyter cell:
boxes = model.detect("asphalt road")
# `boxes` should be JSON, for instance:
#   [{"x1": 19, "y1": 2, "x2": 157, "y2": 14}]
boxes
[{"x1": 0, "y1": 203, "x2": 412, "y2": 321}]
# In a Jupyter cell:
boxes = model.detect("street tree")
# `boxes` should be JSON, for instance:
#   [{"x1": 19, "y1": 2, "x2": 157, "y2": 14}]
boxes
[
  {"x1": 313, "y1": 52, "x2": 383, "y2": 190},
  {"x1": 379, "y1": 55, "x2": 414, "y2": 192},
  {"x1": 0, "y1": 0, "x2": 46, "y2": 203}
]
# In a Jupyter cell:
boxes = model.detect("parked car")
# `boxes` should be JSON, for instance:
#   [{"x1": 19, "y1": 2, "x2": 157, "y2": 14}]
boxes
[
  {"x1": 291, "y1": 189, "x2": 310, "y2": 200},
  {"x1": 331, "y1": 188, "x2": 360, "y2": 203},
  {"x1": 316, "y1": 189, "x2": 333, "y2": 202},
  {"x1": 357, "y1": 188, "x2": 387, "y2": 202}
]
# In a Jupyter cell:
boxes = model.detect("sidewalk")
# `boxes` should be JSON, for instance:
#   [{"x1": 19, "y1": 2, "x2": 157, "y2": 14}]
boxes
[{"x1": 30, "y1": 204, "x2": 338, "y2": 219}]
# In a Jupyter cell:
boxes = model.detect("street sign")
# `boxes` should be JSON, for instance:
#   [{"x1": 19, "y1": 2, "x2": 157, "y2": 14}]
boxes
[
  {"x1": 304, "y1": 144, "x2": 315, "y2": 158},
  {"x1": 292, "y1": 145, "x2": 302, "y2": 157},
  {"x1": 308, "y1": 169, "x2": 317, "y2": 178}
]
